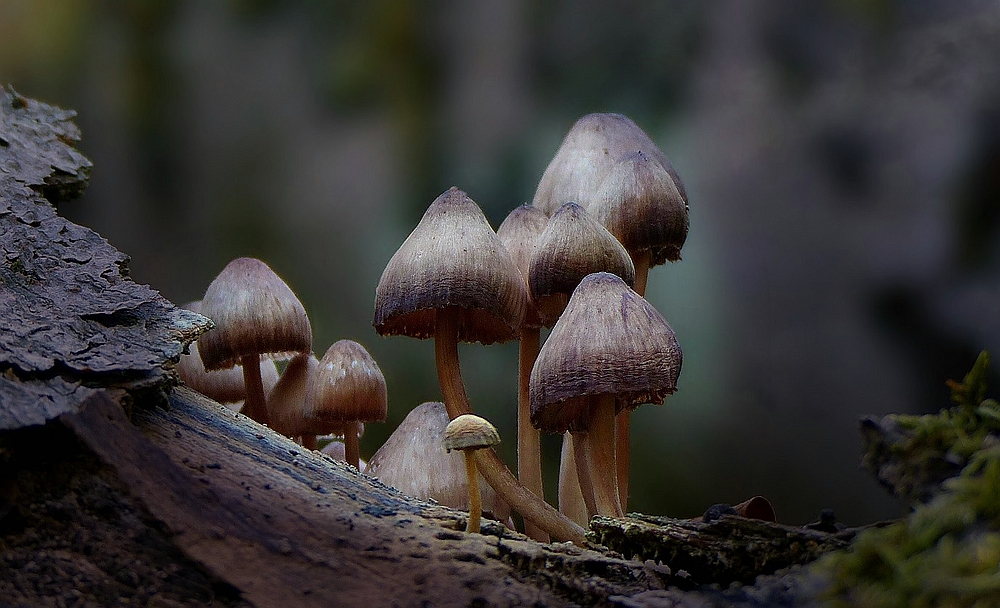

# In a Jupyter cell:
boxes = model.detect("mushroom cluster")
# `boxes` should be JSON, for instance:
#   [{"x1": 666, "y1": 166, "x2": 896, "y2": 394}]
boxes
[{"x1": 178, "y1": 112, "x2": 688, "y2": 545}]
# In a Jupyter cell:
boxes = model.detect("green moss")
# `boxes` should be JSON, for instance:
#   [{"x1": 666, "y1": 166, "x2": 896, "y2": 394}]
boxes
[{"x1": 819, "y1": 352, "x2": 1000, "y2": 607}]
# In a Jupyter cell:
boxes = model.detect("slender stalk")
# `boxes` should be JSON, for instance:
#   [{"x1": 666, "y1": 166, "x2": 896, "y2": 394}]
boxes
[
  {"x1": 240, "y1": 354, "x2": 269, "y2": 426},
  {"x1": 558, "y1": 433, "x2": 589, "y2": 526},
  {"x1": 301, "y1": 434, "x2": 317, "y2": 451},
  {"x1": 571, "y1": 430, "x2": 598, "y2": 519},
  {"x1": 464, "y1": 450, "x2": 483, "y2": 533},
  {"x1": 518, "y1": 327, "x2": 549, "y2": 542},
  {"x1": 616, "y1": 249, "x2": 651, "y2": 510},
  {"x1": 344, "y1": 427, "x2": 360, "y2": 470},
  {"x1": 578, "y1": 395, "x2": 623, "y2": 517},
  {"x1": 434, "y1": 308, "x2": 587, "y2": 545}
]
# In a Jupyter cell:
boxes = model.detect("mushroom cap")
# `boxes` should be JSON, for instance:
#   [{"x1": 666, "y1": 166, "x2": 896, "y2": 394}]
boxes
[
  {"x1": 496, "y1": 204, "x2": 548, "y2": 329},
  {"x1": 176, "y1": 300, "x2": 280, "y2": 404},
  {"x1": 366, "y1": 402, "x2": 509, "y2": 521},
  {"x1": 198, "y1": 257, "x2": 312, "y2": 371},
  {"x1": 591, "y1": 150, "x2": 689, "y2": 265},
  {"x1": 266, "y1": 352, "x2": 322, "y2": 437},
  {"x1": 443, "y1": 414, "x2": 501, "y2": 452},
  {"x1": 304, "y1": 339, "x2": 388, "y2": 424},
  {"x1": 529, "y1": 272, "x2": 682, "y2": 433},
  {"x1": 531, "y1": 113, "x2": 688, "y2": 216},
  {"x1": 373, "y1": 187, "x2": 527, "y2": 344},
  {"x1": 527, "y1": 202, "x2": 635, "y2": 326}
]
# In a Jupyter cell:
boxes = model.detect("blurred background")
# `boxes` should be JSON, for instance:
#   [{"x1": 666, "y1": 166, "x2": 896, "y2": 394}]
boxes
[{"x1": 4, "y1": 0, "x2": 1000, "y2": 527}]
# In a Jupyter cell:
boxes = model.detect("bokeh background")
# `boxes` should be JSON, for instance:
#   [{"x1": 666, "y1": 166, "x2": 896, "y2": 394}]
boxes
[{"x1": 4, "y1": 0, "x2": 1000, "y2": 527}]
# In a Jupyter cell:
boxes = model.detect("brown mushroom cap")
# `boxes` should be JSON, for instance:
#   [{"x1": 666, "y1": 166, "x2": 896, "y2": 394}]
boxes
[
  {"x1": 527, "y1": 202, "x2": 635, "y2": 326},
  {"x1": 373, "y1": 187, "x2": 526, "y2": 344},
  {"x1": 266, "y1": 352, "x2": 321, "y2": 437},
  {"x1": 532, "y1": 113, "x2": 688, "y2": 216},
  {"x1": 366, "y1": 402, "x2": 509, "y2": 521},
  {"x1": 529, "y1": 272, "x2": 682, "y2": 433},
  {"x1": 496, "y1": 204, "x2": 548, "y2": 329},
  {"x1": 591, "y1": 150, "x2": 689, "y2": 266},
  {"x1": 198, "y1": 257, "x2": 312, "y2": 370},
  {"x1": 304, "y1": 339, "x2": 388, "y2": 424},
  {"x1": 443, "y1": 414, "x2": 501, "y2": 452}
]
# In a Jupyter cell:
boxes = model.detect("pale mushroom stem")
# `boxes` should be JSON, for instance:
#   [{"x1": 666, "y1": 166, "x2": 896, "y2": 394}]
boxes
[
  {"x1": 301, "y1": 434, "x2": 317, "y2": 450},
  {"x1": 518, "y1": 327, "x2": 549, "y2": 542},
  {"x1": 463, "y1": 449, "x2": 483, "y2": 533},
  {"x1": 616, "y1": 249, "x2": 651, "y2": 510},
  {"x1": 434, "y1": 308, "x2": 587, "y2": 545},
  {"x1": 240, "y1": 354, "x2": 269, "y2": 426},
  {"x1": 575, "y1": 395, "x2": 624, "y2": 518},
  {"x1": 570, "y1": 430, "x2": 599, "y2": 519},
  {"x1": 558, "y1": 433, "x2": 589, "y2": 526},
  {"x1": 344, "y1": 427, "x2": 361, "y2": 470}
]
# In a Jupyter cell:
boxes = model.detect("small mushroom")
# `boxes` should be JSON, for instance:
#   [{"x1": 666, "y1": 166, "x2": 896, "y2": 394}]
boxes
[
  {"x1": 198, "y1": 258, "x2": 312, "y2": 426},
  {"x1": 304, "y1": 340, "x2": 387, "y2": 469},
  {"x1": 443, "y1": 414, "x2": 502, "y2": 534}
]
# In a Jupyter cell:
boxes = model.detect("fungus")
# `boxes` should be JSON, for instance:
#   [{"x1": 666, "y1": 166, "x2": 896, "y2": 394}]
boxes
[
  {"x1": 373, "y1": 187, "x2": 585, "y2": 544},
  {"x1": 198, "y1": 257, "x2": 312, "y2": 426},
  {"x1": 444, "y1": 414, "x2": 502, "y2": 534},
  {"x1": 304, "y1": 339, "x2": 387, "y2": 469},
  {"x1": 531, "y1": 272, "x2": 681, "y2": 519}
]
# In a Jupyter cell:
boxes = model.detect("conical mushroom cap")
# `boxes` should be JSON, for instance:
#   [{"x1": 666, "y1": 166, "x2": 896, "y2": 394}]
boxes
[
  {"x1": 496, "y1": 204, "x2": 548, "y2": 329},
  {"x1": 266, "y1": 352, "x2": 321, "y2": 437},
  {"x1": 198, "y1": 257, "x2": 312, "y2": 370},
  {"x1": 592, "y1": 150, "x2": 689, "y2": 265},
  {"x1": 366, "y1": 402, "x2": 509, "y2": 521},
  {"x1": 528, "y1": 202, "x2": 635, "y2": 327},
  {"x1": 373, "y1": 187, "x2": 526, "y2": 344},
  {"x1": 530, "y1": 272, "x2": 682, "y2": 433},
  {"x1": 304, "y1": 340, "x2": 388, "y2": 424},
  {"x1": 531, "y1": 113, "x2": 688, "y2": 216}
]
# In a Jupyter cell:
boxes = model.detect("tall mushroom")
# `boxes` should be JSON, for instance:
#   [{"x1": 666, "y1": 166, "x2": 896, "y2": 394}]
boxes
[
  {"x1": 374, "y1": 187, "x2": 586, "y2": 544},
  {"x1": 198, "y1": 257, "x2": 312, "y2": 427},
  {"x1": 444, "y1": 414, "x2": 502, "y2": 534},
  {"x1": 531, "y1": 272, "x2": 682, "y2": 519},
  {"x1": 495, "y1": 203, "x2": 549, "y2": 542},
  {"x1": 304, "y1": 339, "x2": 387, "y2": 469},
  {"x1": 591, "y1": 150, "x2": 689, "y2": 506}
]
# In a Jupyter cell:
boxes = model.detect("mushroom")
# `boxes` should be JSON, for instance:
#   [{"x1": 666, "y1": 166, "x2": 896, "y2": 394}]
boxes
[
  {"x1": 444, "y1": 414, "x2": 502, "y2": 534},
  {"x1": 531, "y1": 272, "x2": 682, "y2": 519},
  {"x1": 496, "y1": 203, "x2": 549, "y2": 541},
  {"x1": 319, "y1": 440, "x2": 368, "y2": 471},
  {"x1": 531, "y1": 113, "x2": 687, "y2": 216},
  {"x1": 590, "y1": 150, "x2": 689, "y2": 507},
  {"x1": 366, "y1": 402, "x2": 509, "y2": 525},
  {"x1": 304, "y1": 339, "x2": 387, "y2": 469},
  {"x1": 265, "y1": 351, "x2": 319, "y2": 441},
  {"x1": 198, "y1": 257, "x2": 312, "y2": 426},
  {"x1": 373, "y1": 187, "x2": 585, "y2": 544}
]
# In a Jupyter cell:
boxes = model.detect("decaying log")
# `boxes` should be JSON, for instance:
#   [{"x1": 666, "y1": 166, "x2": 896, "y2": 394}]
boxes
[{"x1": 0, "y1": 88, "x2": 848, "y2": 607}]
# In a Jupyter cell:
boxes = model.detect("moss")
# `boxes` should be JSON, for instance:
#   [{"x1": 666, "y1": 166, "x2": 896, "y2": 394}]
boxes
[{"x1": 819, "y1": 352, "x2": 1000, "y2": 607}]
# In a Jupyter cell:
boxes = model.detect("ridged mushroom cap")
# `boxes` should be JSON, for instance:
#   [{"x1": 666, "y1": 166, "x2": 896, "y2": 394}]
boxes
[
  {"x1": 373, "y1": 187, "x2": 526, "y2": 344},
  {"x1": 443, "y1": 414, "x2": 501, "y2": 452},
  {"x1": 531, "y1": 113, "x2": 688, "y2": 216},
  {"x1": 528, "y1": 202, "x2": 635, "y2": 327},
  {"x1": 266, "y1": 352, "x2": 322, "y2": 437},
  {"x1": 591, "y1": 150, "x2": 689, "y2": 265},
  {"x1": 198, "y1": 257, "x2": 312, "y2": 370},
  {"x1": 366, "y1": 402, "x2": 509, "y2": 520},
  {"x1": 496, "y1": 204, "x2": 548, "y2": 329},
  {"x1": 304, "y1": 340, "x2": 388, "y2": 424},
  {"x1": 529, "y1": 272, "x2": 682, "y2": 433}
]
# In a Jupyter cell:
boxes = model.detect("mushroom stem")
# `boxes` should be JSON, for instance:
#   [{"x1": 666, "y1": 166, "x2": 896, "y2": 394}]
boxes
[
  {"x1": 575, "y1": 395, "x2": 623, "y2": 518},
  {"x1": 301, "y1": 434, "x2": 317, "y2": 451},
  {"x1": 434, "y1": 308, "x2": 587, "y2": 545},
  {"x1": 344, "y1": 426, "x2": 361, "y2": 470},
  {"x1": 615, "y1": 249, "x2": 650, "y2": 510},
  {"x1": 518, "y1": 327, "x2": 549, "y2": 542},
  {"x1": 558, "y1": 433, "x2": 589, "y2": 526},
  {"x1": 240, "y1": 354, "x2": 269, "y2": 426},
  {"x1": 570, "y1": 430, "x2": 599, "y2": 519},
  {"x1": 463, "y1": 450, "x2": 483, "y2": 533}
]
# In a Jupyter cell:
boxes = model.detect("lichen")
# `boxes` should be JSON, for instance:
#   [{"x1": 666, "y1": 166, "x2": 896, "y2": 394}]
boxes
[{"x1": 818, "y1": 351, "x2": 1000, "y2": 607}]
